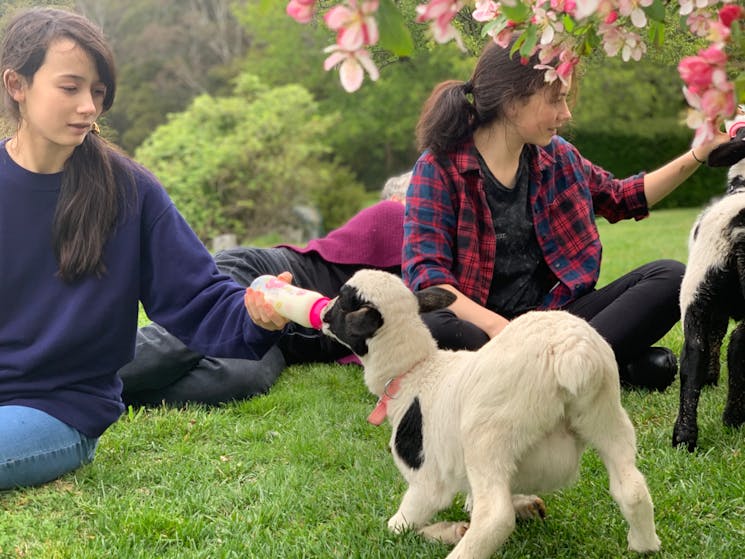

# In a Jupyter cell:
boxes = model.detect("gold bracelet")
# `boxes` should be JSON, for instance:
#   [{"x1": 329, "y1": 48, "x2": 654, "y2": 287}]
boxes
[{"x1": 691, "y1": 149, "x2": 705, "y2": 164}]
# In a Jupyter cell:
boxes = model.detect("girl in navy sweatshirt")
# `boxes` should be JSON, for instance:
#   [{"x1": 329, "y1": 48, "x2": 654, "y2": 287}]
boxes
[{"x1": 0, "y1": 7, "x2": 288, "y2": 489}]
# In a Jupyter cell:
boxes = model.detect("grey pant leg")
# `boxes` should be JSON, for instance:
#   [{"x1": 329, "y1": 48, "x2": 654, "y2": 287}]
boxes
[
  {"x1": 119, "y1": 323, "x2": 202, "y2": 394},
  {"x1": 120, "y1": 323, "x2": 286, "y2": 407}
]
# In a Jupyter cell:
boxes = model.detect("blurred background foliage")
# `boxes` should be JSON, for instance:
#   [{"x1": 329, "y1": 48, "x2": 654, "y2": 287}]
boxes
[{"x1": 0, "y1": 0, "x2": 728, "y2": 245}]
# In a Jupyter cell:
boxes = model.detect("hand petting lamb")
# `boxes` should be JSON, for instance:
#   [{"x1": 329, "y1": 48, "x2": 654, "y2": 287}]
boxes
[
  {"x1": 321, "y1": 269, "x2": 660, "y2": 559},
  {"x1": 673, "y1": 111, "x2": 745, "y2": 452}
]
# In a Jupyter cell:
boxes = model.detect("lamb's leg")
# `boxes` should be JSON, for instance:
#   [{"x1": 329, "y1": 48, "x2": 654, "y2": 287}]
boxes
[
  {"x1": 463, "y1": 492, "x2": 545, "y2": 520},
  {"x1": 445, "y1": 482, "x2": 515, "y2": 559},
  {"x1": 704, "y1": 313, "x2": 727, "y2": 387},
  {"x1": 572, "y1": 390, "x2": 660, "y2": 552},
  {"x1": 724, "y1": 321, "x2": 745, "y2": 428},
  {"x1": 387, "y1": 482, "x2": 457, "y2": 534},
  {"x1": 442, "y1": 431, "x2": 521, "y2": 559},
  {"x1": 418, "y1": 521, "x2": 469, "y2": 545},
  {"x1": 673, "y1": 305, "x2": 728, "y2": 451}
]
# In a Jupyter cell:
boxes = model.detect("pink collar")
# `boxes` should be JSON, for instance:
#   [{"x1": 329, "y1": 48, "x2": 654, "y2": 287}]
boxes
[{"x1": 367, "y1": 375, "x2": 404, "y2": 426}]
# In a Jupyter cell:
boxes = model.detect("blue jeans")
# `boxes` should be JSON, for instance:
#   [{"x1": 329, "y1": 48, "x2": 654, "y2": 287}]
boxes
[{"x1": 0, "y1": 405, "x2": 98, "y2": 490}]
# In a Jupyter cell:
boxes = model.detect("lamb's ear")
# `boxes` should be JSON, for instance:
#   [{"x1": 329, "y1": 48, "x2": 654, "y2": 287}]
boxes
[
  {"x1": 707, "y1": 129, "x2": 745, "y2": 167},
  {"x1": 346, "y1": 306, "x2": 384, "y2": 340},
  {"x1": 416, "y1": 287, "x2": 457, "y2": 314}
]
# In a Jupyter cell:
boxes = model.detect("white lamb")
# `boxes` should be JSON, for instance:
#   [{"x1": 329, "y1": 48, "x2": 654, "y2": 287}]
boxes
[{"x1": 321, "y1": 269, "x2": 660, "y2": 559}]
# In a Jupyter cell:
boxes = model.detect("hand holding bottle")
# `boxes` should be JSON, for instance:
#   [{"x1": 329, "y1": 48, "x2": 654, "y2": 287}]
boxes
[
  {"x1": 244, "y1": 271, "x2": 293, "y2": 331},
  {"x1": 248, "y1": 274, "x2": 330, "y2": 329}
]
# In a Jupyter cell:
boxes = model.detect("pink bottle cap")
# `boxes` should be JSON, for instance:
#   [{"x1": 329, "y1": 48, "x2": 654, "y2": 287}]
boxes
[
  {"x1": 729, "y1": 120, "x2": 745, "y2": 138},
  {"x1": 308, "y1": 297, "x2": 331, "y2": 329}
]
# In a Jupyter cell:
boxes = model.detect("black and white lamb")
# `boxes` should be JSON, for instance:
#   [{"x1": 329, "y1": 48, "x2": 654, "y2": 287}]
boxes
[
  {"x1": 321, "y1": 269, "x2": 659, "y2": 559},
  {"x1": 673, "y1": 122, "x2": 745, "y2": 452}
]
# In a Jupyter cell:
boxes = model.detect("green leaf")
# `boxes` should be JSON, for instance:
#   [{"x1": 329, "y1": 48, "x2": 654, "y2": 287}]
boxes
[
  {"x1": 501, "y1": 3, "x2": 532, "y2": 23},
  {"x1": 377, "y1": 0, "x2": 415, "y2": 57},
  {"x1": 481, "y1": 14, "x2": 510, "y2": 38},
  {"x1": 519, "y1": 25, "x2": 538, "y2": 58},
  {"x1": 562, "y1": 14, "x2": 576, "y2": 33},
  {"x1": 644, "y1": 0, "x2": 667, "y2": 24},
  {"x1": 647, "y1": 21, "x2": 665, "y2": 47},
  {"x1": 735, "y1": 72, "x2": 745, "y2": 104}
]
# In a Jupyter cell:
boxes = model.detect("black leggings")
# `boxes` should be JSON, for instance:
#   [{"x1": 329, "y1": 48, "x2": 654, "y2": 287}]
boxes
[{"x1": 421, "y1": 259, "x2": 685, "y2": 366}]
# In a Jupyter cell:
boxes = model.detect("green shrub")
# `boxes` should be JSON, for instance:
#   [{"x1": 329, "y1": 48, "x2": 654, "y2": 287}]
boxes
[{"x1": 134, "y1": 74, "x2": 365, "y2": 244}]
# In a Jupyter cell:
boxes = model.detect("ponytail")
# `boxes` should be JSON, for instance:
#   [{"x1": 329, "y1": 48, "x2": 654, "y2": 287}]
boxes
[
  {"x1": 416, "y1": 39, "x2": 562, "y2": 157},
  {"x1": 416, "y1": 80, "x2": 478, "y2": 155}
]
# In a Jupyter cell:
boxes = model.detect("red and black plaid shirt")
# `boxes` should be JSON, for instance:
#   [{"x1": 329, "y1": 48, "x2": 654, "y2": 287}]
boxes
[{"x1": 402, "y1": 136, "x2": 649, "y2": 310}]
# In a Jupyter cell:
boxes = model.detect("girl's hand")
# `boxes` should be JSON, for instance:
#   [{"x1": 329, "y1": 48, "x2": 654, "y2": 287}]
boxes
[
  {"x1": 243, "y1": 271, "x2": 293, "y2": 331},
  {"x1": 696, "y1": 126, "x2": 731, "y2": 160}
]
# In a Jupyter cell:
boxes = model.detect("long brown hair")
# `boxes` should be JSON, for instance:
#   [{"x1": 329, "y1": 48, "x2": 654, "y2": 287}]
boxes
[
  {"x1": 1, "y1": 7, "x2": 131, "y2": 282},
  {"x1": 416, "y1": 40, "x2": 561, "y2": 155}
]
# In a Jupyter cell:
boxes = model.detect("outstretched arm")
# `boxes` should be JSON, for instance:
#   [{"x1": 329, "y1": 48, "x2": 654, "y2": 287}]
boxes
[{"x1": 644, "y1": 130, "x2": 730, "y2": 207}]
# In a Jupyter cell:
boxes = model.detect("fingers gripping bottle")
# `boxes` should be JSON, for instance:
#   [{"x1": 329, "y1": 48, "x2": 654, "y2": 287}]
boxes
[{"x1": 249, "y1": 275, "x2": 330, "y2": 329}]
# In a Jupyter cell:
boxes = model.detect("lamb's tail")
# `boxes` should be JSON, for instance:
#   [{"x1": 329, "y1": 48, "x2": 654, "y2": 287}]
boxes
[{"x1": 550, "y1": 324, "x2": 617, "y2": 398}]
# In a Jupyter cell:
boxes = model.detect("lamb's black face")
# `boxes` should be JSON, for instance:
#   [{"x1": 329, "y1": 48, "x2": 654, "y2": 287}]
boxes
[
  {"x1": 710, "y1": 127, "x2": 745, "y2": 168},
  {"x1": 322, "y1": 284, "x2": 383, "y2": 356}
]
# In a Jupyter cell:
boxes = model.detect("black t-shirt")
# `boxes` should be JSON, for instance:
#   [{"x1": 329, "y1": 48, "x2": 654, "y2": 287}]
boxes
[{"x1": 479, "y1": 148, "x2": 553, "y2": 319}]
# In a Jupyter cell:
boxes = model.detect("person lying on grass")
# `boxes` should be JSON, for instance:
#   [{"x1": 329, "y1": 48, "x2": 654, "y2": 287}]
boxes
[{"x1": 119, "y1": 174, "x2": 409, "y2": 407}]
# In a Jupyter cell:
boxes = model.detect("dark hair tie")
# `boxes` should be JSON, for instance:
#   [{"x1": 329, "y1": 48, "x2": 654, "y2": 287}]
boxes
[{"x1": 463, "y1": 80, "x2": 473, "y2": 94}]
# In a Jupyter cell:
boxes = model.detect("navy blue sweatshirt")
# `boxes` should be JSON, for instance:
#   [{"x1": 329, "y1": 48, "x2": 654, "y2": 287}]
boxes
[{"x1": 0, "y1": 141, "x2": 279, "y2": 437}]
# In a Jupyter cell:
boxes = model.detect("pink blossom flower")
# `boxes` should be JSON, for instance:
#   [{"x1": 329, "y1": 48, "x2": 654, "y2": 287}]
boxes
[
  {"x1": 472, "y1": 0, "x2": 499, "y2": 22},
  {"x1": 535, "y1": 47, "x2": 578, "y2": 85},
  {"x1": 707, "y1": 21, "x2": 731, "y2": 44},
  {"x1": 686, "y1": 11, "x2": 712, "y2": 37},
  {"x1": 286, "y1": 0, "x2": 316, "y2": 24},
  {"x1": 489, "y1": 23, "x2": 516, "y2": 48},
  {"x1": 701, "y1": 84, "x2": 735, "y2": 122},
  {"x1": 325, "y1": 0, "x2": 380, "y2": 52},
  {"x1": 573, "y1": 0, "x2": 601, "y2": 20},
  {"x1": 618, "y1": 0, "x2": 653, "y2": 29},
  {"x1": 550, "y1": 0, "x2": 577, "y2": 16},
  {"x1": 678, "y1": 45, "x2": 728, "y2": 96},
  {"x1": 416, "y1": 0, "x2": 465, "y2": 47},
  {"x1": 679, "y1": 39, "x2": 736, "y2": 145},
  {"x1": 323, "y1": 45, "x2": 380, "y2": 92},
  {"x1": 604, "y1": 10, "x2": 618, "y2": 24},
  {"x1": 533, "y1": 6, "x2": 564, "y2": 45},
  {"x1": 599, "y1": 22, "x2": 645, "y2": 61},
  {"x1": 678, "y1": 0, "x2": 717, "y2": 18},
  {"x1": 719, "y1": 4, "x2": 744, "y2": 28}
]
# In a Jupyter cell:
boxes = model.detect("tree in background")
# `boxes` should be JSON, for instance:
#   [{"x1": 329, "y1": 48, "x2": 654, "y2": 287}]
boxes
[
  {"x1": 134, "y1": 74, "x2": 364, "y2": 244},
  {"x1": 77, "y1": 0, "x2": 250, "y2": 152},
  {"x1": 235, "y1": 0, "x2": 474, "y2": 189}
]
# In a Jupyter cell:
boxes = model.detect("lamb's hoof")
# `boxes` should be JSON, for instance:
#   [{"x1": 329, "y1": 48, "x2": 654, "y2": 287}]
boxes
[
  {"x1": 628, "y1": 532, "x2": 661, "y2": 554},
  {"x1": 723, "y1": 402, "x2": 745, "y2": 428},
  {"x1": 513, "y1": 494, "x2": 546, "y2": 520},
  {"x1": 704, "y1": 371, "x2": 720, "y2": 387},
  {"x1": 672, "y1": 418, "x2": 698, "y2": 452},
  {"x1": 418, "y1": 521, "x2": 469, "y2": 544},
  {"x1": 387, "y1": 513, "x2": 410, "y2": 534}
]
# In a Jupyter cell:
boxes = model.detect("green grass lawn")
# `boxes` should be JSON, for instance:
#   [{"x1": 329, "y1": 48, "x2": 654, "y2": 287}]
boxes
[{"x1": 3, "y1": 208, "x2": 745, "y2": 558}]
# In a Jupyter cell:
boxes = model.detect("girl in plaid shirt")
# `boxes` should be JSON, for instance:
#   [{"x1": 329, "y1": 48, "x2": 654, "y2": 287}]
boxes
[{"x1": 403, "y1": 40, "x2": 729, "y2": 391}]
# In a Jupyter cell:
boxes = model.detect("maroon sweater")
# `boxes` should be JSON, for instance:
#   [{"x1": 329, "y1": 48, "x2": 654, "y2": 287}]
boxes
[{"x1": 281, "y1": 200, "x2": 404, "y2": 268}]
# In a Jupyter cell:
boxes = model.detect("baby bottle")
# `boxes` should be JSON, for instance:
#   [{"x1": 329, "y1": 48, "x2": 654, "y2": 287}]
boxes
[{"x1": 249, "y1": 275, "x2": 330, "y2": 329}]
